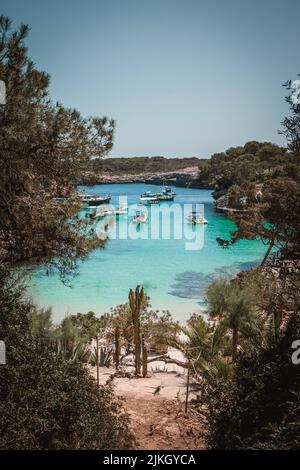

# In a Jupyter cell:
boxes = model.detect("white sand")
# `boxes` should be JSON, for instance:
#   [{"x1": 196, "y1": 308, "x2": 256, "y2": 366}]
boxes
[{"x1": 90, "y1": 347, "x2": 199, "y2": 402}]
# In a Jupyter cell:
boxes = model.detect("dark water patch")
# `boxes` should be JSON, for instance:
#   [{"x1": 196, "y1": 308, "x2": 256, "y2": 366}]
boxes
[
  {"x1": 169, "y1": 260, "x2": 260, "y2": 300},
  {"x1": 168, "y1": 271, "x2": 215, "y2": 299},
  {"x1": 214, "y1": 260, "x2": 260, "y2": 277}
]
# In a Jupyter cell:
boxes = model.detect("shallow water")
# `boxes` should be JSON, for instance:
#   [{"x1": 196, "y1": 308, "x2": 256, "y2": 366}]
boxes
[{"x1": 28, "y1": 184, "x2": 266, "y2": 322}]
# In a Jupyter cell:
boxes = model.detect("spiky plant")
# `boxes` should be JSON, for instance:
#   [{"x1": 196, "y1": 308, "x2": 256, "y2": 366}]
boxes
[
  {"x1": 155, "y1": 315, "x2": 232, "y2": 380},
  {"x1": 128, "y1": 286, "x2": 145, "y2": 376},
  {"x1": 91, "y1": 346, "x2": 113, "y2": 368},
  {"x1": 99, "y1": 346, "x2": 113, "y2": 367},
  {"x1": 55, "y1": 317, "x2": 92, "y2": 362}
]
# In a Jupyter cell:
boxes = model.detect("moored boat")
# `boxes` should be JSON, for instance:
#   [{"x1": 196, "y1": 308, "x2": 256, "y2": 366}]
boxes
[
  {"x1": 132, "y1": 210, "x2": 148, "y2": 224},
  {"x1": 95, "y1": 205, "x2": 114, "y2": 218},
  {"x1": 139, "y1": 191, "x2": 157, "y2": 202},
  {"x1": 186, "y1": 211, "x2": 208, "y2": 224},
  {"x1": 155, "y1": 192, "x2": 174, "y2": 201},
  {"x1": 140, "y1": 186, "x2": 175, "y2": 203},
  {"x1": 143, "y1": 198, "x2": 159, "y2": 206},
  {"x1": 156, "y1": 186, "x2": 176, "y2": 201},
  {"x1": 114, "y1": 203, "x2": 128, "y2": 215},
  {"x1": 79, "y1": 192, "x2": 111, "y2": 206}
]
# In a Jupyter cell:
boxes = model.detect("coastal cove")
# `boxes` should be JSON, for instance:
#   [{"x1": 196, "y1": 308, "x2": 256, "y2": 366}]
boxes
[{"x1": 28, "y1": 184, "x2": 267, "y2": 322}]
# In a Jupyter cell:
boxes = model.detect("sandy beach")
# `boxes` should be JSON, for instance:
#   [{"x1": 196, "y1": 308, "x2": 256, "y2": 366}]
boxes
[{"x1": 90, "y1": 348, "x2": 207, "y2": 449}]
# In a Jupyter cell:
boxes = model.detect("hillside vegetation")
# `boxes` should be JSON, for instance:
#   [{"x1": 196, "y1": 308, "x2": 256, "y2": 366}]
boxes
[
  {"x1": 90, "y1": 156, "x2": 207, "y2": 174},
  {"x1": 197, "y1": 141, "x2": 300, "y2": 196}
]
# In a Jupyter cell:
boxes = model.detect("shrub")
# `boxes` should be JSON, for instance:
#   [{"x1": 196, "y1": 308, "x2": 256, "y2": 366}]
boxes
[
  {"x1": 0, "y1": 267, "x2": 134, "y2": 449},
  {"x1": 201, "y1": 313, "x2": 300, "y2": 449}
]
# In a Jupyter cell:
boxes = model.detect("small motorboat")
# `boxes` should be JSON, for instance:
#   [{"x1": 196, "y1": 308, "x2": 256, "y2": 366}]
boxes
[
  {"x1": 155, "y1": 193, "x2": 174, "y2": 201},
  {"x1": 140, "y1": 186, "x2": 175, "y2": 203},
  {"x1": 95, "y1": 205, "x2": 114, "y2": 218},
  {"x1": 143, "y1": 198, "x2": 159, "y2": 206},
  {"x1": 90, "y1": 195, "x2": 111, "y2": 206},
  {"x1": 163, "y1": 186, "x2": 176, "y2": 196},
  {"x1": 79, "y1": 192, "x2": 93, "y2": 205},
  {"x1": 114, "y1": 204, "x2": 128, "y2": 215},
  {"x1": 156, "y1": 186, "x2": 176, "y2": 201},
  {"x1": 186, "y1": 212, "x2": 208, "y2": 224},
  {"x1": 79, "y1": 192, "x2": 111, "y2": 206},
  {"x1": 139, "y1": 191, "x2": 157, "y2": 203},
  {"x1": 132, "y1": 210, "x2": 148, "y2": 224}
]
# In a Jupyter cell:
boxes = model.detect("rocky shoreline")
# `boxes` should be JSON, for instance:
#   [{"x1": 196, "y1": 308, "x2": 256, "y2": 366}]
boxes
[
  {"x1": 80, "y1": 166, "x2": 212, "y2": 189},
  {"x1": 79, "y1": 166, "x2": 245, "y2": 214}
]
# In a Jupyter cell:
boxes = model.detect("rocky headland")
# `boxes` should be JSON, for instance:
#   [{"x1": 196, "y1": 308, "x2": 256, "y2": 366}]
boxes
[{"x1": 80, "y1": 166, "x2": 212, "y2": 189}]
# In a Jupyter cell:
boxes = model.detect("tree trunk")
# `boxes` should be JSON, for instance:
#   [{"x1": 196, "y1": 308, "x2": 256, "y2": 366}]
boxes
[
  {"x1": 133, "y1": 317, "x2": 139, "y2": 375},
  {"x1": 136, "y1": 309, "x2": 141, "y2": 375},
  {"x1": 96, "y1": 335, "x2": 99, "y2": 387},
  {"x1": 147, "y1": 354, "x2": 188, "y2": 368},
  {"x1": 261, "y1": 240, "x2": 274, "y2": 266},
  {"x1": 185, "y1": 362, "x2": 190, "y2": 414},
  {"x1": 115, "y1": 325, "x2": 120, "y2": 369},
  {"x1": 142, "y1": 334, "x2": 147, "y2": 377},
  {"x1": 274, "y1": 310, "x2": 282, "y2": 339},
  {"x1": 129, "y1": 287, "x2": 144, "y2": 376},
  {"x1": 232, "y1": 327, "x2": 239, "y2": 362}
]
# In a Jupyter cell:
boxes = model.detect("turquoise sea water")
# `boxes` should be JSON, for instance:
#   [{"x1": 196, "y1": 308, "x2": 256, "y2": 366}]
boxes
[{"x1": 28, "y1": 184, "x2": 266, "y2": 322}]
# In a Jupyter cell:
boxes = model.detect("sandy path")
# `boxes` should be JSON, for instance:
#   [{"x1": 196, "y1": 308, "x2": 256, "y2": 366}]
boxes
[
  {"x1": 122, "y1": 393, "x2": 206, "y2": 450},
  {"x1": 90, "y1": 363, "x2": 207, "y2": 449}
]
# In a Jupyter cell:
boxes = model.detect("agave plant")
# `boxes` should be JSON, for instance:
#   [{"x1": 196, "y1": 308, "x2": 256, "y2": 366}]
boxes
[
  {"x1": 56, "y1": 338, "x2": 92, "y2": 363},
  {"x1": 91, "y1": 346, "x2": 113, "y2": 368},
  {"x1": 54, "y1": 316, "x2": 92, "y2": 362}
]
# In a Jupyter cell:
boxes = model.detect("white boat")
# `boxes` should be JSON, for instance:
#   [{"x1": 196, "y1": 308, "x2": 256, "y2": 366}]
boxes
[
  {"x1": 163, "y1": 186, "x2": 176, "y2": 196},
  {"x1": 95, "y1": 205, "x2": 114, "y2": 218},
  {"x1": 186, "y1": 212, "x2": 208, "y2": 224},
  {"x1": 94, "y1": 203, "x2": 128, "y2": 218},
  {"x1": 143, "y1": 198, "x2": 159, "y2": 206},
  {"x1": 140, "y1": 187, "x2": 175, "y2": 203},
  {"x1": 139, "y1": 191, "x2": 157, "y2": 202},
  {"x1": 79, "y1": 192, "x2": 111, "y2": 206},
  {"x1": 156, "y1": 193, "x2": 173, "y2": 201},
  {"x1": 114, "y1": 204, "x2": 128, "y2": 215},
  {"x1": 132, "y1": 210, "x2": 148, "y2": 224},
  {"x1": 156, "y1": 186, "x2": 176, "y2": 200}
]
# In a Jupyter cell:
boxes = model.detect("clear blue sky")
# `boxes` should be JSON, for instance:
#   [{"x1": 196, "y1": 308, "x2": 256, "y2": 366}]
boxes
[{"x1": 1, "y1": 0, "x2": 299, "y2": 157}]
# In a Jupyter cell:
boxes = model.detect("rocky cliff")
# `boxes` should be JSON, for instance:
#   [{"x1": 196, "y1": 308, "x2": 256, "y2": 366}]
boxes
[{"x1": 80, "y1": 166, "x2": 212, "y2": 188}]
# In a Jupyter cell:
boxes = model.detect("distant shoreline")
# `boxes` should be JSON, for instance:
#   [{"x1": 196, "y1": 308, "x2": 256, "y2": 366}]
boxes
[{"x1": 79, "y1": 155, "x2": 210, "y2": 188}]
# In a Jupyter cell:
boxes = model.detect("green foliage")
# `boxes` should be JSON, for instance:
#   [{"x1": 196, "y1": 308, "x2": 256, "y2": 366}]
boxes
[
  {"x1": 129, "y1": 286, "x2": 146, "y2": 376},
  {"x1": 62, "y1": 311, "x2": 111, "y2": 343},
  {"x1": 106, "y1": 298, "x2": 174, "y2": 361},
  {"x1": 197, "y1": 141, "x2": 296, "y2": 191},
  {"x1": 281, "y1": 77, "x2": 300, "y2": 154},
  {"x1": 201, "y1": 313, "x2": 300, "y2": 449},
  {"x1": 29, "y1": 306, "x2": 54, "y2": 342},
  {"x1": 81, "y1": 156, "x2": 207, "y2": 183},
  {"x1": 206, "y1": 278, "x2": 259, "y2": 361},
  {"x1": 217, "y1": 176, "x2": 300, "y2": 265},
  {"x1": 159, "y1": 314, "x2": 233, "y2": 379},
  {"x1": 97, "y1": 346, "x2": 113, "y2": 368},
  {"x1": 200, "y1": 83, "x2": 300, "y2": 266},
  {"x1": 0, "y1": 266, "x2": 134, "y2": 449},
  {"x1": 29, "y1": 309, "x2": 114, "y2": 363},
  {"x1": 55, "y1": 316, "x2": 92, "y2": 363},
  {"x1": 0, "y1": 16, "x2": 113, "y2": 277}
]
